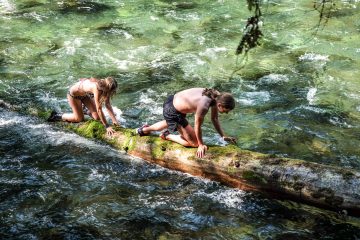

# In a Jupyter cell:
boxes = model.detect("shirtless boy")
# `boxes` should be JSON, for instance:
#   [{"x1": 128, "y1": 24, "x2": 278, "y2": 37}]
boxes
[{"x1": 137, "y1": 88, "x2": 236, "y2": 158}]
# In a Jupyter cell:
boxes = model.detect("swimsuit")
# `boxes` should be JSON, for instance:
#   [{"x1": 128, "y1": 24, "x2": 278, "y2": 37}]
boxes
[
  {"x1": 67, "y1": 79, "x2": 94, "y2": 100},
  {"x1": 163, "y1": 95, "x2": 188, "y2": 133},
  {"x1": 67, "y1": 91, "x2": 94, "y2": 100}
]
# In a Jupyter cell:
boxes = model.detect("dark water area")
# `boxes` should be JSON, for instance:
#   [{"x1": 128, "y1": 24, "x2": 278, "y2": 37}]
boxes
[
  {"x1": 1, "y1": 109, "x2": 359, "y2": 239},
  {"x1": 1, "y1": 0, "x2": 360, "y2": 238}
]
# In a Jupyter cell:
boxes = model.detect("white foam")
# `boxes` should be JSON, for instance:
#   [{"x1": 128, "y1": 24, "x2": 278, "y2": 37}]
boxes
[
  {"x1": 329, "y1": 117, "x2": 352, "y2": 128},
  {"x1": 307, "y1": 87, "x2": 317, "y2": 105},
  {"x1": 150, "y1": 15, "x2": 159, "y2": 21},
  {"x1": 195, "y1": 189, "x2": 246, "y2": 209},
  {"x1": 197, "y1": 36, "x2": 205, "y2": 45},
  {"x1": 299, "y1": 105, "x2": 327, "y2": 114},
  {"x1": 258, "y1": 74, "x2": 289, "y2": 85},
  {"x1": 0, "y1": 117, "x2": 22, "y2": 126},
  {"x1": 23, "y1": 12, "x2": 47, "y2": 22},
  {"x1": 63, "y1": 38, "x2": 83, "y2": 55},
  {"x1": 346, "y1": 92, "x2": 360, "y2": 100},
  {"x1": 165, "y1": 10, "x2": 200, "y2": 21},
  {"x1": 237, "y1": 91, "x2": 271, "y2": 106},
  {"x1": 122, "y1": 31, "x2": 133, "y2": 40},
  {"x1": 88, "y1": 168, "x2": 109, "y2": 181},
  {"x1": 103, "y1": 52, "x2": 140, "y2": 70},
  {"x1": 103, "y1": 106, "x2": 126, "y2": 125},
  {"x1": 299, "y1": 53, "x2": 329, "y2": 62},
  {"x1": 199, "y1": 47, "x2": 227, "y2": 59},
  {"x1": 278, "y1": 105, "x2": 327, "y2": 116},
  {"x1": 138, "y1": 90, "x2": 164, "y2": 115},
  {"x1": 0, "y1": 0, "x2": 15, "y2": 14}
]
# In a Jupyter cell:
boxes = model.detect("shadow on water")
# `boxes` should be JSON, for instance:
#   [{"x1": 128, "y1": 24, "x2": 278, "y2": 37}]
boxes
[
  {"x1": 57, "y1": 1, "x2": 113, "y2": 15},
  {"x1": 96, "y1": 23, "x2": 144, "y2": 38}
]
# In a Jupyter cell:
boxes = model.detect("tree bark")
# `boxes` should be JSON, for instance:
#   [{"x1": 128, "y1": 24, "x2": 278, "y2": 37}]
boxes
[
  {"x1": 68, "y1": 120, "x2": 360, "y2": 216},
  {"x1": 0, "y1": 100, "x2": 358, "y2": 216}
]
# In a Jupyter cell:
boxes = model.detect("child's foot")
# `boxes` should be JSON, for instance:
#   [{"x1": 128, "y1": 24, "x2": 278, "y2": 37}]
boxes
[
  {"x1": 47, "y1": 110, "x2": 62, "y2": 122},
  {"x1": 160, "y1": 130, "x2": 170, "y2": 140},
  {"x1": 82, "y1": 105, "x2": 92, "y2": 118},
  {"x1": 137, "y1": 124, "x2": 149, "y2": 136}
]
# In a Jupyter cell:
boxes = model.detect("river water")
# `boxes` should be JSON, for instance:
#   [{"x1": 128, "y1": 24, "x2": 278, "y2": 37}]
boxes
[{"x1": 1, "y1": 0, "x2": 360, "y2": 239}]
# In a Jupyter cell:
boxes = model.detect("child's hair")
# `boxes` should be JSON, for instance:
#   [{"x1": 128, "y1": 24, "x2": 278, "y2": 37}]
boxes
[
  {"x1": 97, "y1": 77, "x2": 118, "y2": 103},
  {"x1": 202, "y1": 88, "x2": 235, "y2": 110},
  {"x1": 217, "y1": 92, "x2": 235, "y2": 110}
]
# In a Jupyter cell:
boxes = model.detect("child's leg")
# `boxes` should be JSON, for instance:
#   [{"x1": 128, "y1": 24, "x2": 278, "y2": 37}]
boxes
[
  {"x1": 82, "y1": 97, "x2": 99, "y2": 120},
  {"x1": 165, "y1": 134, "x2": 194, "y2": 147},
  {"x1": 163, "y1": 124, "x2": 198, "y2": 147},
  {"x1": 177, "y1": 124, "x2": 198, "y2": 147},
  {"x1": 142, "y1": 120, "x2": 168, "y2": 134},
  {"x1": 62, "y1": 95, "x2": 84, "y2": 122}
]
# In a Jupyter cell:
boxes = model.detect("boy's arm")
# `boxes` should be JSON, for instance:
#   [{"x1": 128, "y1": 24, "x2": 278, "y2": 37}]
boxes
[
  {"x1": 210, "y1": 105, "x2": 224, "y2": 137},
  {"x1": 211, "y1": 106, "x2": 237, "y2": 144},
  {"x1": 194, "y1": 100, "x2": 210, "y2": 158},
  {"x1": 195, "y1": 100, "x2": 211, "y2": 145}
]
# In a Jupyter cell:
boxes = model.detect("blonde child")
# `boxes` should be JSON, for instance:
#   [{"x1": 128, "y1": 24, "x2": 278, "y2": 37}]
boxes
[{"x1": 48, "y1": 77, "x2": 119, "y2": 136}]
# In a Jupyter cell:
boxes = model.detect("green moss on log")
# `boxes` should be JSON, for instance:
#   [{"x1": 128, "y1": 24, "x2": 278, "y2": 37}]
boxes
[
  {"x1": 242, "y1": 170, "x2": 267, "y2": 185},
  {"x1": 74, "y1": 120, "x2": 106, "y2": 139}
]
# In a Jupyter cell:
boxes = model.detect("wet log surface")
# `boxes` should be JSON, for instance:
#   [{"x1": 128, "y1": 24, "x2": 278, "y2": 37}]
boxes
[
  {"x1": 0, "y1": 100, "x2": 359, "y2": 216},
  {"x1": 68, "y1": 120, "x2": 360, "y2": 216}
]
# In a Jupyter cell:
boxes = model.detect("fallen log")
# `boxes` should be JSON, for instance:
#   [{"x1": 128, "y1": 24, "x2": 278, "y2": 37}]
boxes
[
  {"x1": 1, "y1": 100, "x2": 359, "y2": 216},
  {"x1": 66, "y1": 120, "x2": 360, "y2": 216}
]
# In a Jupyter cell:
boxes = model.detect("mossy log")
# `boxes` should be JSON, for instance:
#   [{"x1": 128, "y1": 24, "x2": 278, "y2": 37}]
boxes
[
  {"x1": 66, "y1": 120, "x2": 360, "y2": 216},
  {"x1": 1, "y1": 101, "x2": 359, "y2": 216}
]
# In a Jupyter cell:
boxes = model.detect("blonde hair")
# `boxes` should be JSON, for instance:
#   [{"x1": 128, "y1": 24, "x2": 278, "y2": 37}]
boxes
[{"x1": 97, "y1": 77, "x2": 118, "y2": 103}]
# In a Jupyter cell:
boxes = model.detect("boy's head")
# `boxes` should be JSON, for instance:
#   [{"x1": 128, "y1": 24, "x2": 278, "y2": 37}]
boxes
[{"x1": 216, "y1": 92, "x2": 235, "y2": 114}]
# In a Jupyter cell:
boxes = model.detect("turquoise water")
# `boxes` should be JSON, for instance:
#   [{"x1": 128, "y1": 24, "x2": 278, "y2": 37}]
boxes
[{"x1": 1, "y1": 0, "x2": 360, "y2": 238}]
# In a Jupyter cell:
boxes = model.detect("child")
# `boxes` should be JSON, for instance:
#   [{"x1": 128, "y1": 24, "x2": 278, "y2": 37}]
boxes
[
  {"x1": 48, "y1": 77, "x2": 119, "y2": 137},
  {"x1": 137, "y1": 88, "x2": 237, "y2": 158}
]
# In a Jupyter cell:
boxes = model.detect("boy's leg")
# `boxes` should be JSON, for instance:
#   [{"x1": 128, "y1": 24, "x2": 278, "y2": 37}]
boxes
[
  {"x1": 163, "y1": 124, "x2": 198, "y2": 147},
  {"x1": 177, "y1": 124, "x2": 198, "y2": 147},
  {"x1": 62, "y1": 95, "x2": 84, "y2": 122},
  {"x1": 142, "y1": 120, "x2": 168, "y2": 134}
]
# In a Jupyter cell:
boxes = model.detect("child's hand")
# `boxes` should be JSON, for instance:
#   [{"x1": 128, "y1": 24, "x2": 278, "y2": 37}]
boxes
[
  {"x1": 106, "y1": 126, "x2": 116, "y2": 137},
  {"x1": 223, "y1": 136, "x2": 237, "y2": 144},
  {"x1": 196, "y1": 144, "x2": 208, "y2": 158}
]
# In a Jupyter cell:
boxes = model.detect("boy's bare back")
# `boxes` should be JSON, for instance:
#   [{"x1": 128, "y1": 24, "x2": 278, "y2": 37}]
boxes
[{"x1": 173, "y1": 88, "x2": 212, "y2": 114}]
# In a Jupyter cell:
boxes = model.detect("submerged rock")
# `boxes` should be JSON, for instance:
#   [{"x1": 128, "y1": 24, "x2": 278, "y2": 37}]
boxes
[{"x1": 58, "y1": 1, "x2": 112, "y2": 14}]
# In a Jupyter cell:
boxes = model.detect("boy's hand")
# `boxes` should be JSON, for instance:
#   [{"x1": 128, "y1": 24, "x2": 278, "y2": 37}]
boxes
[
  {"x1": 223, "y1": 136, "x2": 237, "y2": 144},
  {"x1": 196, "y1": 144, "x2": 208, "y2": 158}
]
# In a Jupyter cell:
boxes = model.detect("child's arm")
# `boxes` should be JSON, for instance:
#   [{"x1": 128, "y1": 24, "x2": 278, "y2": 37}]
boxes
[
  {"x1": 210, "y1": 105, "x2": 224, "y2": 137},
  {"x1": 105, "y1": 99, "x2": 119, "y2": 125},
  {"x1": 194, "y1": 100, "x2": 211, "y2": 158},
  {"x1": 94, "y1": 89, "x2": 115, "y2": 136},
  {"x1": 211, "y1": 106, "x2": 237, "y2": 144}
]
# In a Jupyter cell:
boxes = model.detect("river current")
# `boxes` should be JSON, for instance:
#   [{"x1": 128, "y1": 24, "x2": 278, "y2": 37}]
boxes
[{"x1": 1, "y1": 0, "x2": 360, "y2": 239}]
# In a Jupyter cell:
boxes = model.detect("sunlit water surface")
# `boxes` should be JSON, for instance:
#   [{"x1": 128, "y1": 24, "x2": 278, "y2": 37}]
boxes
[{"x1": 1, "y1": 0, "x2": 360, "y2": 238}]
